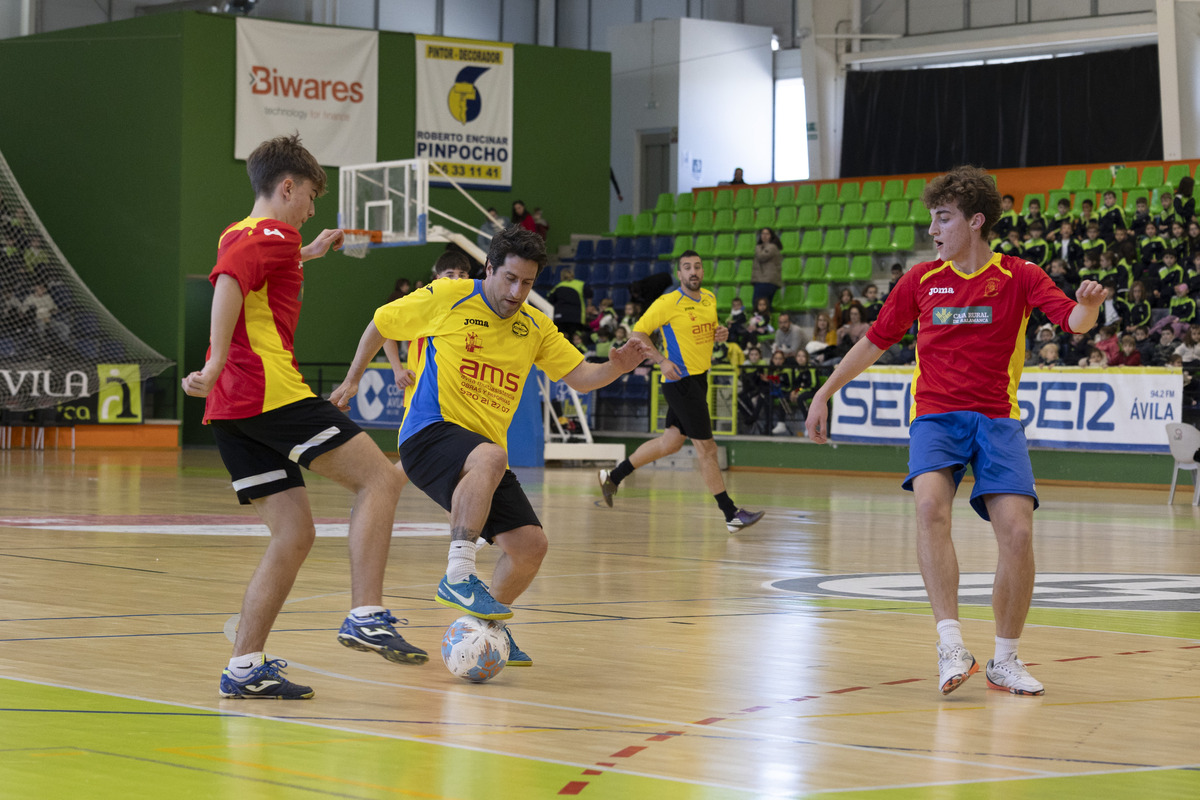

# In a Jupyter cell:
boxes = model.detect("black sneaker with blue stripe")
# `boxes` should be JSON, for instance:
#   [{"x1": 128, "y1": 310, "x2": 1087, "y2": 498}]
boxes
[
  {"x1": 337, "y1": 610, "x2": 429, "y2": 665},
  {"x1": 219, "y1": 658, "x2": 313, "y2": 699}
]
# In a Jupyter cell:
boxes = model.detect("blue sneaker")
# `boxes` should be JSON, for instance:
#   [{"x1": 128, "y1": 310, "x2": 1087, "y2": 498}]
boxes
[
  {"x1": 436, "y1": 574, "x2": 513, "y2": 620},
  {"x1": 503, "y1": 625, "x2": 531, "y2": 667},
  {"x1": 337, "y1": 610, "x2": 429, "y2": 665},
  {"x1": 219, "y1": 658, "x2": 313, "y2": 699}
]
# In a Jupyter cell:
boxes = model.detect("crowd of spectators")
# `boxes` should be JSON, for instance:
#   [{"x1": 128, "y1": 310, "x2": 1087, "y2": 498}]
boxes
[{"x1": 0, "y1": 198, "x2": 75, "y2": 356}]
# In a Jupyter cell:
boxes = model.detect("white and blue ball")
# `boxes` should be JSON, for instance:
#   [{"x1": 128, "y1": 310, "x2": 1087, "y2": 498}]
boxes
[{"x1": 441, "y1": 615, "x2": 509, "y2": 683}]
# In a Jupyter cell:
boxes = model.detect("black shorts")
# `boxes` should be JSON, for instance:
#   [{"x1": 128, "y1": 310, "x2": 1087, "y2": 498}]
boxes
[
  {"x1": 209, "y1": 396, "x2": 363, "y2": 504},
  {"x1": 663, "y1": 372, "x2": 713, "y2": 440},
  {"x1": 398, "y1": 421, "x2": 540, "y2": 543}
]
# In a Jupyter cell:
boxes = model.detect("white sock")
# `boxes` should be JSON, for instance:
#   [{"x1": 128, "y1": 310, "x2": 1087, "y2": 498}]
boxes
[
  {"x1": 447, "y1": 540, "x2": 477, "y2": 583},
  {"x1": 227, "y1": 652, "x2": 265, "y2": 678},
  {"x1": 350, "y1": 605, "x2": 386, "y2": 619},
  {"x1": 936, "y1": 619, "x2": 964, "y2": 649},
  {"x1": 994, "y1": 636, "x2": 1020, "y2": 663}
]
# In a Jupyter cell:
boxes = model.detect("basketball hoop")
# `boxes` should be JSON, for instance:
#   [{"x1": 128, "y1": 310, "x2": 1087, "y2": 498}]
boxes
[{"x1": 341, "y1": 228, "x2": 381, "y2": 259}]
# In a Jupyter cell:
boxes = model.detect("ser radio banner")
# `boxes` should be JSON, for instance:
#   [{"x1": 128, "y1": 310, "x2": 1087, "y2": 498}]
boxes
[
  {"x1": 830, "y1": 366, "x2": 1182, "y2": 454},
  {"x1": 415, "y1": 36, "x2": 513, "y2": 189},
  {"x1": 235, "y1": 18, "x2": 378, "y2": 167}
]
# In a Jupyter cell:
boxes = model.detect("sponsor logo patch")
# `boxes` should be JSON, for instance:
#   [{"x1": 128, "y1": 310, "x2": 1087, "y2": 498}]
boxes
[{"x1": 932, "y1": 306, "x2": 993, "y2": 325}]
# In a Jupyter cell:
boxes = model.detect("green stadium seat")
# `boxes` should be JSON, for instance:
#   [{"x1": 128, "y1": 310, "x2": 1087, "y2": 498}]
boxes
[
  {"x1": 844, "y1": 227, "x2": 869, "y2": 255},
  {"x1": 753, "y1": 186, "x2": 776, "y2": 208},
  {"x1": 734, "y1": 233, "x2": 756, "y2": 259},
  {"x1": 701, "y1": 263, "x2": 718, "y2": 286},
  {"x1": 780, "y1": 256, "x2": 803, "y2": 282},
  {"x1": 1139, "y1": 165, "x2": 1164, "y2": 189},
  {"x1": 712, "y1": 189, "x2": 735, "y2": 210},
  {"x1": 712, "y1": 233, "x2": 737, "y2": 260},
  {"x1": 1074, "y1": 192, "x2": 1098, "y2": 215},
  {"x1": 1166, "y1": 163, "x2": 1191, "y2": 190},
  {"x1": 713, "y1": 209, "x2": 736, "y2": 232},
  {"x1": 826, "y1": 256, "x2": 850, "y2": 281},
  {"x1": 802, "y1": 282, "x2": 830, "y2": 311},
  {"x1": 822, "y1": 229, "x2": 847, "y2": 255},
  {"x1": 712, "y1": 258, "x2": 737, "y2": 283},
  {"x1": 733, "y1": 208, "x2": 757, "y2": 233},
  {"x1": 773, "y1": 185, "x2": 796, "y2": 207},
  {"x1": 1061, "y1": 169, "x2": 1087, "y2": 192},
  {"x1": 816, "y1": 183, "x2": 839, "y2": 205},
  {"x1": 867, "y1": 226, "x2": 892, "y2": 253},
  {"x1": 860, "y1": 181, "x2": 882, "y2": 202},
  {"x1": 661, "y1": 234, "x2": 691, "y2": 260},
  {"x1": 633, "y1": 211, "x2": 655, "y2": 237},
  {"x1": 891, "y1": 226, "x2": 916, "y2": 252},
  {"x1": 908, "y1": 203, "x2": 931, "y2": 226},
  {"x1": 734, "y1": 261, "x2": 752, "y2": 284},
  {"x1": 733, "y1": 188, "x2": 754, "y2": 209},
  {"x1": 801, "y1": 256, "x2": 827, "y2": 281},
  {"x1": 778, "y1": 284, "x2": 806, "y2": 312},
  {"x1": 795, "y1": 183, "x2": 818, "y2": 205},
  {"x1": 849, "y1": 255, "x2": 873, "y2": 280},
  {"x1": 796, "y1": 204, "x2": 819, "y2": 228},
  {"x1": 692, "y1": 234, "x2": 715, "y2": 259},
  {"x1": 613, "y1": 214, "x2": 635, "y2": 237},
  {"x1": 654, "y1": 193, "x2": 675, "y2": 214},
  {"x1": 775, "y1": 205, "x2": 799, "y2": 230},
  {"x1": 881, "y1": 179, "x2": 905, "y2": 202},
  {"x1": 753, "y1": 207, "x2": 776, "y2": 229},
  {"x1": 816, "y1": 204, "x2": 842, "y2": 228},
  {"x1": 838, "y1": 182, "x2": 861, "y2": 203},
  {"x1": 715, "y1": 285, "x2": 736, "y2": 313},
  {"x1": 691, "y1": 209, "x2": 714, "y2": 234},
  {"x1": 693, "y1": 192, "x2": 714, "y2": 212},
  {"x1": 1046, "y1": 190, "x2": 1071, "y2": 214},
  {"x1": 885, "y1": 200, "x2": 910, "y2": 226},
  {"x1": 675, "y1": 192, "x2": 695, "y2": 213},
  {"x1": 1113, "y1": 167, "x2": 1138, "y2": 191},
  {"x1": 1087, "y1": 168, "x2": 1113, "y2": 191},
  {"x1": 652, "y1": 213, "x2": 675, "y2": 237},
  {"x1": 904, "y1": 178, "x2": 927, "y2": 200},
  {"x1": 863, "y1": 201, "x2": 887, "y2": 227},
  {"x1": 1020, "y1": 194, "x2": 1044, "y2": 215},
  {"x1": 737, "y1": 284, "x2": 754, "y2": 309},
  {"x1": 781, "y1": 230, "x2": 803, "y2": 255},
  {"x1": 1124, "y1": 189, "x2": 1149, "y2": 216},
  {"x1": 840, "y1": 202, "x2": 866, "y2": 228},
  {"x1": 797, "y1": 229, "x2": 823, "y2": 257}
]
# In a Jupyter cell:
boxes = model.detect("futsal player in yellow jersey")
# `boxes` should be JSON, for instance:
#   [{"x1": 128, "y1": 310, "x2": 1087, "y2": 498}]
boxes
[
  {"x1": 598, "y1": 251, "x2": 764, "y2": 533},
  {"x1": 332, "y1": 227, "x2": 652, "y2": 664}
]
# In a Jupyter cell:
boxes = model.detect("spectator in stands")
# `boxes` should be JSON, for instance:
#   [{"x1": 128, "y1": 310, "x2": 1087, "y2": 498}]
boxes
[
  {"x1": 993, "y1": 194, "x2": 1019, "y2": 240},
  {"x1": 726, "y1": 296, "x2": 749, "y2": 346},
  {"x1": 1185, "y1": 221, "x2": 1200, "y2": 261},
  {"x1": 620, "y1": 301, "x2": 641, "y2": 332},
  {"x1": 593, "y1": 328, "x2": 613, "y2": 360},
  {"x1": 1077, "y1": 198, "x2": 1097, "y2": 235},
  {"x1": 1154, "y1": 326, "x2": 1179, "y2": 365},
  {"x1": 1084, "y1": 346, "x2": 1108, "y2": 367},
  {"x1": 532, "y1": 207, "x2": 549, "y2": 240},
  {"x1": 888, "y1": 263, "x2": 904, "y2": 296},
  {"x1": 1054, "y1": 221, "x2": 1083, "y2": 271},
  {"x1": 612, "y1": 325, "x2": 630, "y2": 349},
  {"x1": 751, "y1": 227, "x2": 783, "y2": 311},
  {"x1": 787, "y1": 349, "x2": 824, "y2": 422},
  {"x1": 511, "y1": 200, "x2": 536, "y2": 233},
  {"x1": 860, "y1": 284, "x2": 883, "y2": 322},
  {"x1": 1023, "y1": 222, "x2": 1049, "y2": 268},
  {"x1": 729, "y1": 168, "x2": 746, "y2": 185},
  {"x1": 570, "y1": 330, "x2": 591, "y2": 356},
  {"x1": 1098, "y1": 251, "x2": 1131, "y2": 294},
  {"x1": 1022, "y1": 198, "x2": 1045, "y2": 236},
  {"x1": 20, "y1": 283, "x2": 69, "y2": 344},
  {"x1": 1049, "y1": 197, "x2": 1076, "y2": 234},
  {"x1": 1098, "y1": 283, "x2": 1122, "y2": 327},
  {"x1": 630, "y1": 269, "x2": 673, "y2": 309},
  {"x1": 1158, "y1": 253, "x2": 1187, "y2": 307},
  {"x1": 1060, "y1": 330, "x2": 1090, "y2": 366},
  {"x1": 1093, "y1": 324, "x2": 1120, "y2": 364},
  {"x1": 1111, "y1": 334, "x2": 1142, "y2": 366},
  {"x1": 477, "y1": 207, "x2": 508, "y2": 251},
  {"x1": 1130, "y1": 196, "x2": 1152, "y2": 237},
  {"x1": 1171, "y1": 282, "x2": 1198, "y2": 324},
  {"x1": 1132, "y1": 325, "x2": 1155, "y2": 363},
  {"x1": 772, "y1": 312, "x2": 804, "y2": 360},
  {"x1": 1080, "y1": 220, "x2": 1106, "y2": 262},
  {"x1": 1078, "y1": 250, "x2": 1102, "y2": 286},
  {"x1": 591, "y1": 298, "x2": 618, "y2": 336},
  {"x1": 836, "y1": 304, "x2": 870, "y2": 353},
  {"x1": 1169, "y1": 220, "x2": 1188, "y2": 260},
  {"x1": 1174, "y1": 177, "x2": 1196, "y2": 225},
  {"x1": 998, "y1": 229, "x2": 1024, "y2": 258},
  {"x1": 1138, "y1": 221, "x2": 1168, "y2": 273},
  {"x1": 386, "y1": 278, "x2": 411, "y2": 303},
  {"x1": 743, "y1": 345, "x2": 766, "y2": 366},
  {"x1": 1098, "y1": 190, "x2": 1125, "y2": 244},
  {"x1": 746, "y1": 296, "x2": 774, "y2": 343},
  {"x1": 1156, "y1": 189, "x2": 1180, "y2": 231},
  {"x1": 1037, "y1": 341, "x2": 1063, "y2": 366},
  {"x1": 1175, "y1": 323, "x2": 1200, "y2": 364},
  {"x1": 549, "y1": 267, "x2": 588, "y2": 341},
  {"x1": 1026, "y1": 324, "x2": 1056, "y2": 364},
  {"x1": 832, "y1": 288, "x2": 860, "y2": 328},
  {"x1": 1118, "y1": 280, "x2": 1153, "y2": 330},
  {"x1": 807, "y1": 311, "x2": 837, "y2": 363},
  {"x1": 1047, "y1": 259, "x2": 1074, "y2": 295}
]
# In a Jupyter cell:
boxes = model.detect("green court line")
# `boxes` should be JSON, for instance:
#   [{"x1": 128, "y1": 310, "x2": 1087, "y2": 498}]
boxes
[
  {"x1": 791, "y1": 598, "x2": 1200, "y2": 639},
  {"x1": 0, "y1": 679, "x2": 758, "y2": 800}
]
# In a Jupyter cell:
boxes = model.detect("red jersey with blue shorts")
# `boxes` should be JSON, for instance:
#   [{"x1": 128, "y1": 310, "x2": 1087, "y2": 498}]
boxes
[{"x1": 866, "y1": 253, "x2": 1079, "y2": 421}]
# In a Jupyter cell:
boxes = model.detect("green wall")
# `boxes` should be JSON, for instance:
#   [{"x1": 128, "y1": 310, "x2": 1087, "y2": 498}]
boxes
[{"x1": 0, "y1": 11, "x2": 612, "y2": 443}]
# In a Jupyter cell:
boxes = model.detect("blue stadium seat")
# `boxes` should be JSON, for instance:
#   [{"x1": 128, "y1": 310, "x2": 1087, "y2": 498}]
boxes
[
  {"x1": 633, "y1": 236, "x2": 655, "y2": 260},
  {"x1": 609, "y1": 286, "x2": 630, "y2": 309},
  {"x1": 655, "y1": 236, "x2": 675, "y2": 258},
  {"x1": 593, "y1": 239, "x2": 614, "y2": 261},
  {"x1": 614, "y1": 237, "x2": 634, "y2": 260},
  {"x1": 591, "y1": 286, "x2": 609, "y2": 305},
  {"x1": 630, "y1": 260, "x2": 652, "y2": 282},
  {"x1": 573, "y1": 263, "x2": 591, "y2": 284},
  {"x1": 652, "y1": 260, "x2": 673, "y2": 276},
  {"x1": 609, "y1": 262, "x2": 631, "y2": 286},
  {"x1": 573, "y1": 240, "x2": 594, "y2": 262},
  {"x1": 590, "y1": 263, "x2": 611, "y2": 284}
]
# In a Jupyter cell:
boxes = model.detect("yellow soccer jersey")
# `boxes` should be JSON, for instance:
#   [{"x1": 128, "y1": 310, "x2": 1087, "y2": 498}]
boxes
[
  {"x1": 634, "y1": 287, "x2": 719, "y2": 381},
  {"x1": 374, "y1": 278, "x2": 585, "y2": 449}
]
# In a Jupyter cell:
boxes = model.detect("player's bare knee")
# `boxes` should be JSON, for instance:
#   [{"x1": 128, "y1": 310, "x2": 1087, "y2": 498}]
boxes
[
  {"x1": 914, "y1": 498, "x2": 951, "y2": 532},
  {"x1": 467, "y1": 443, "x2": 508, "y2": 480}
]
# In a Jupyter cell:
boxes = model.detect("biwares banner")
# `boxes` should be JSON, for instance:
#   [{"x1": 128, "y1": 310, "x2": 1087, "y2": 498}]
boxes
[
  {"x1": 831, "y1": 366, "x2": 1182, "y2": 453},
  {"x1": 235, "y1": 18, "x2": 378, "y2": 167},
  {"x1": 415, "y1": 36, "x2": 513, "y2": 189}
]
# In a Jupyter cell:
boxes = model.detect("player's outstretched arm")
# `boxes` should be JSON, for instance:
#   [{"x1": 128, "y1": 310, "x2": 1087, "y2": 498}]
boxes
[
  {"x1": 804, "y1": 337, "x2": 886, "y2": 444},
  {"x1": 330, "y1": 321, "x2": 387, "y2": 411},
  {"x1": 300, "y1": 228, "x2": 345, "y2": 262},
  {"x1": 181, "y1": 274, "x2": 242, "y2": 398},
  {"x1": 628, "y1": 330, "x2": 682, "y2": 381},
  {"x1": 1068, "y1": 279, "x2": 1104, "y2": 334},
  {"x1": 381, "y1": 339, "x2": 416, "y2": 389},
  {"x1": 561, "y1": 339, "x2": 654, "y2": 393}
]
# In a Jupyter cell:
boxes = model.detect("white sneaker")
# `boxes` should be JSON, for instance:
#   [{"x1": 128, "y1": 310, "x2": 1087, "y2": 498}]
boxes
[
  {"x1": 936, "y1": 643, "x2": 979, "y2": 695},
  {"x1": 772, "y1": 421, "x2": 790, "y2": 435},
  {"x1": 985, "y1": 658, "x2": 1044, "y2": 696}
]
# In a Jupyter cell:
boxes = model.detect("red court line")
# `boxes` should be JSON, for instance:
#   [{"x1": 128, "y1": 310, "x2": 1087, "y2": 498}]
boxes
[
  {"x1": 881, "y1": 678, "x2": 924, "y2": 685},
  {"x1": 646, "y1": 731, "x2": 684, "y2": 742},
  {"x1": 1118, "y1": 650, "x2": 1155, "y2": 654},
  {"x1": 610, "y1": 746, "x2": 646, "y2": 758},
  {"x1": 582, "y1": 769, "x2": 604, "y2": 776},
  {"x1": 1055, "y1": 656, "x2": 1101, "y2": 662},
  {"x1": 694, "y1": 717, "x2": 725, "y2": 725},
  {"x1": 558, "y1": 781, "x2": 589, "y2": 795},
  {"x1": 740, "y1": 705, "x2": 770, "y2": 712},
  {"x1": 827, "y1": 686, "x2": 870, "y2": 694}
]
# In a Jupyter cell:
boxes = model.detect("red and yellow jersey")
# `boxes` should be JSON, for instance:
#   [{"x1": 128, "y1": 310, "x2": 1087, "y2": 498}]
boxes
[
  {"x1": 374, "y1": 278, "x2": 584, "y2": 449},
  {"x1": 634, "y1": 287, "x2": 719, "y2": 382},
  {"x1": 203, "y1": 217, "x2": 315, "y2": 421},
  {"x1": 867, "y1": 253, "x2": 1079, "y2": 421}
]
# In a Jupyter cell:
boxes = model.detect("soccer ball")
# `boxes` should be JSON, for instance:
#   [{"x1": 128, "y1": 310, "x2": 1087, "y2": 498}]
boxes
[{"x1": 441, "y1": 616, "x2": 510, "y2": 683}]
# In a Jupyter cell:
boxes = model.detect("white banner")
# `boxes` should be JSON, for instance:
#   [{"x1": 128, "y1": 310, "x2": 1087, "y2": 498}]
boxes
[
  {"x1": 830, "y1": 366, "x2": 1183, "y2": 453},
  {"x1": 235, "y1": 18, "x2": 378, "y2": 167},
  {"x1": 415, "y1": 36, "x2": 513, "y2": 189}
]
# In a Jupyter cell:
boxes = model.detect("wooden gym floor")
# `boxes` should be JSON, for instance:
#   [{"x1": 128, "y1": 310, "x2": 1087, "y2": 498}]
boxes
[{"x1": 0, "y1": 447, "x2": 1197, "y2": 799}]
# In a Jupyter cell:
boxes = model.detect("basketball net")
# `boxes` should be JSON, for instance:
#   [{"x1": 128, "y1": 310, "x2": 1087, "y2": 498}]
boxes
[{"x1": 340, "y1": 229, "x2": 379, "y2": 259}]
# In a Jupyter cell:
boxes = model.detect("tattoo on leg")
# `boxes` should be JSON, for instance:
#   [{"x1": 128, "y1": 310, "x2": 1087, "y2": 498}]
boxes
[{"x1": 451, "y1": 526, "x2": 481, "y2": 543}]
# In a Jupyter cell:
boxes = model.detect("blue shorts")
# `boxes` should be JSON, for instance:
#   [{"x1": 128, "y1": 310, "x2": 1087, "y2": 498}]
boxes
[{"x1": 903, "y1": 411, "x2": 1038, "y2": 521}]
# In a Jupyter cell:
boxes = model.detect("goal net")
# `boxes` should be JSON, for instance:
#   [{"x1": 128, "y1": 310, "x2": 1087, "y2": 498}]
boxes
[{"x1": 0, "y1": 148, "x2": 173, "y2": 412}]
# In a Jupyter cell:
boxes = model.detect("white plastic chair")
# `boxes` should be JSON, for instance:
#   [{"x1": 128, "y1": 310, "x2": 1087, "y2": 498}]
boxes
[{"x1": 1165, "y1": 422, "x2": 1200, "y2": 505}]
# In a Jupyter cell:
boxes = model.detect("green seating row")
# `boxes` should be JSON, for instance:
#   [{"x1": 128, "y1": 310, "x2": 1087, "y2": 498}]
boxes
[
  {"x1": 710, "y1": 281, "x2": 834, "y2": 314},
  {"x1": 627, "y1": 200, "x2": 930, "y2": 239},
  {"x1": 652, "y1": 177, "x2": 929, "y2": 216},
  {"x1": 1060, "y1": 163, "x2": 1200, "y2": 195}
]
